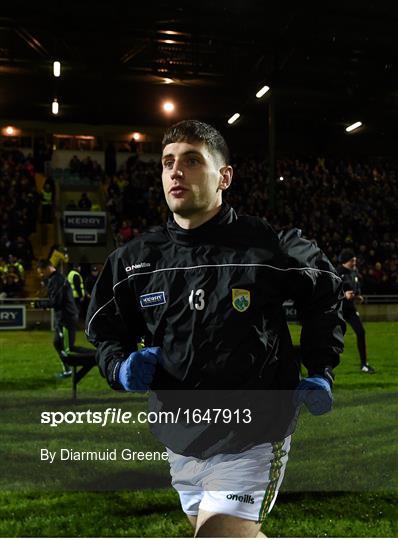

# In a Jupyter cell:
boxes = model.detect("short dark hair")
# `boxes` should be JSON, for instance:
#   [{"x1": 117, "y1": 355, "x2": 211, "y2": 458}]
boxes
[
  {"x1": 37, "y1": 259, "x2": 52, "y2": 269},
  {"x1": 339, "y1": 249, "x2": 355, "y2": 263},
  {"x1": 162, "y1": 120, "x2": 230, "y2": 165}
]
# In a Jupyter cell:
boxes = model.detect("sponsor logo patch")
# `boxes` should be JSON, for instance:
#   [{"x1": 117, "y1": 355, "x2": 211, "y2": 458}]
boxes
[
  {"x1": 232, "y1": 288, "x2": 250, "y2": 312},
  {"x1": 140, "y1": 291, "x2": 166, "y2": 308}
]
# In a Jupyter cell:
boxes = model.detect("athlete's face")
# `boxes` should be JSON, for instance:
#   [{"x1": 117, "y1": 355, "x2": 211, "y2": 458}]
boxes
[{"x1": 161, "y1": 141, "x2": 232, "y2": 219}]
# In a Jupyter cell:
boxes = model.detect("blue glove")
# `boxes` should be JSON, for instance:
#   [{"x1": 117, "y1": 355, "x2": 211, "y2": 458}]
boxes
[
  {"x1": 118, "y1": 347, "x2": 161, "y2": 392},
  {"x1": 294, "y1": 376, "x2": 333, "y2": 415}
]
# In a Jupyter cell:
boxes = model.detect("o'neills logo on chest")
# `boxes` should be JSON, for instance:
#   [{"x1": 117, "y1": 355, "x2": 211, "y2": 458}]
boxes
[
  {"x1": 140, "y1": 291, "x2": 166, "y2": 308},
  {"x1": 125, "y1": 262, "x2": 151, "y2": 272}
]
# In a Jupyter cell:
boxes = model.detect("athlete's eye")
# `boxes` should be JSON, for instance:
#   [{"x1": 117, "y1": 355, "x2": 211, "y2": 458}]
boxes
[
  {"x1": 187, "y1": 158, "x2": 199, "y2": 166},
  {"x1": 163, "y1": 160, "x2": 174, "y2": 169}
]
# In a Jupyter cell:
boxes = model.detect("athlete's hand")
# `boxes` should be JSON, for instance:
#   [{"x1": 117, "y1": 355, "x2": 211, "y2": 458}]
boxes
[
  {"x1": 294, "y1": 376, "x2": 333, "y2": 415},
  {"x1": 118, "y1": 347, "x2": 161, "y2": 392}
]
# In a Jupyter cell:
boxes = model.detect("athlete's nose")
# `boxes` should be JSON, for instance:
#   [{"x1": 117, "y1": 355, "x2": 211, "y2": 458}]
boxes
[{"x1": 170, "y1": 168, "x2": 184, "y2": 180}]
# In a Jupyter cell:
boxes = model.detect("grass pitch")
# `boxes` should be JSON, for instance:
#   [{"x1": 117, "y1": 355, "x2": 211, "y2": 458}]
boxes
[{"x1": 0, "y1": 322, "x2": 397, "y2": 537}]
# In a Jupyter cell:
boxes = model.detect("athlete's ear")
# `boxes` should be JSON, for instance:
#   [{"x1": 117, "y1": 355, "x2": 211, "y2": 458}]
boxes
[{"x1": 219, "y1": 166, "x2": 233, "y2": 191}]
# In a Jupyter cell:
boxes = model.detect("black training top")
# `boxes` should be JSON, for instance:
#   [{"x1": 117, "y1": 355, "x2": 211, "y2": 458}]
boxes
[{"x1": 86, "y1": 203, "x2": 345, "y2": 457}]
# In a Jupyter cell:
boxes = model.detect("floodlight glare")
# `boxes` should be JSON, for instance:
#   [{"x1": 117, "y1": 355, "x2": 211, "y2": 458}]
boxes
[
  {"x1": 227, "y1": 113, "x2": 240, "y2": 125},
  {"x1": 345, "y1": 121, "x2": 362, "y2": 132},
  {"x1": 5, "y1": 126, "x2": 15, "y2": 135},
  {"x1": 53, "y1": 61, "x2": 61, "y2": 77},
  {"x1": 52, "y1": 99, "x2": 59, "y2": 115},
  {"x1": 256, "y1": 85, "x2": 270, "y2": 98},
  {"x1": 132, "y1": 132, "x2": 141, "y2": 141},
  {"x1": 163, "y1": 101, "x2": 175, "y2": 112}
]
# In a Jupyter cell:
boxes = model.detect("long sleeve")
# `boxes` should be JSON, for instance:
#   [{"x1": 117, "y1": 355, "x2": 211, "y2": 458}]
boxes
[
  {"x1": 46, "y1": 273, "x2": 66, "y2": 310},
  {"x1": 278, "y1": 228, "x2": 346, "y2": 375},
  {"x1": 85, "y1": 251, "x2": 147, "y2": 389}
]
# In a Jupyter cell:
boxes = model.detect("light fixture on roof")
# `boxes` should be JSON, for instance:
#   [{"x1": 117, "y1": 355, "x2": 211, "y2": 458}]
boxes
[
  {"x1": 5, "y1": 126, "x2": 15, "y2": 135},
  {"x1": 256, "y1": 85, "x2": 270, "y2": 98},
  {"x1": 163, "y1": 101, "x2": 175, "y2": 113},
  {"x1": 53, "y1": 60, "x2": 61, "y2": 77},
  {"x1": 227, "y1": 113, "x2": 240, "y2": 125},
  {"x1": 52, "y1": 98, "x2": 59, "y2": 115},
  {"x1": 132, "y1": 132, "x2": 141, "y2": 141},
  {"x1": 345, "y1": 121, "x2": 362, "y2": 132}
]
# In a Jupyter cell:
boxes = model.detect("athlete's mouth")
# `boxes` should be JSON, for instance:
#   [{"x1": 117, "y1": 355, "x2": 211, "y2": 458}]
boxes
[{"x1": 169, "y1": 185, "x2": 188, "y2": 194}]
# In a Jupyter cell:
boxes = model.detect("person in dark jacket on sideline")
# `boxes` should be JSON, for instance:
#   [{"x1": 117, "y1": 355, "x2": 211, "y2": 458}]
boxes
[
  {"x1": 37, "y1": 259, "x2": 79, "y2": 377},
  {"x1": 337, "y1": 248, "x2": 375, "y2": 373},
  {"x1": 86, "y1": 121, "x2": 345, "y2": 537}
]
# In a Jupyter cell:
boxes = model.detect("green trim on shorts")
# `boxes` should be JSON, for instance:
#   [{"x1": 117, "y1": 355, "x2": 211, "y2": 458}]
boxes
[{"x1": 258, "y1": 440, "x2": 286, "y2": 521}]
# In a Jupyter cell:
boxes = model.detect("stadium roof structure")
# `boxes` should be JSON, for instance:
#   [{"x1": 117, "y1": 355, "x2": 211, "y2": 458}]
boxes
[{"x1": 0, "y1": 1, "x2": 397, "y2": 152}]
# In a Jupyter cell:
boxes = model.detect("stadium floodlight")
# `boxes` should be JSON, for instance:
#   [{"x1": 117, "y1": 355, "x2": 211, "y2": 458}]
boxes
[
  {"x1": 132, "y1": 132, "x2": 141, "y2": 141},
  {"x1": 227, "y1": 113, "x2": 240, "y2": 125},
  {"x1": 256, "y1": 85, "x2": 270, "y2": 98},
  {"x1": 279, "y1": 176, "x2": 284, "y2": 181},
  {"x1": 345, "y1": 121, "x2": 362, "y2": 132},
  {"x1": 5, "y1": 126, "x2": 15, "y2": 135},
  {"x1": 163, "y1": 101, "x2": 175, "y2": 113},
  {"x1": 52, "y1": 99, "x2": 59, "y2": 115},
  {"x1": 53, "y1": 61, "x2": 61, "y2": 77}
]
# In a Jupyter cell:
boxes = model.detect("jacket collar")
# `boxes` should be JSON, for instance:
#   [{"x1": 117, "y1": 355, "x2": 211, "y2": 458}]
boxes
[{"x1": 166, "y1": 202, "x2": 237, "y2": 246}]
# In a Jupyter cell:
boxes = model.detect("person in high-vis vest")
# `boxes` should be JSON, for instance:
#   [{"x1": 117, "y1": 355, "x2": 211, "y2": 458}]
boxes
[{"x1": 67, "y1": 263, "x2": 85, "y2": 315}]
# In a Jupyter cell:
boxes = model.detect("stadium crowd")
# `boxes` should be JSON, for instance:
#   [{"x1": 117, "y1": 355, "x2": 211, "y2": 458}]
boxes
[
  {"x1": 0, "y1": 149, "x2": 38, "y2": 298},
  {"x1": 105, "y1": 155, "x2": 398, "y2": 294},
  {"x1": 69, "y1": 155, "x2": 104, "y2": 183},
  {"x1": 2, "y1": 146, "x2": 396, "y2": 297}
]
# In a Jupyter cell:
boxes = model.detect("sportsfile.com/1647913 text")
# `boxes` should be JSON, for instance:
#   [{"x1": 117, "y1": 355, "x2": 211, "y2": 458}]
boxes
[{"x1": 40, "y1": 407, "x2": 253, "y2": 427}]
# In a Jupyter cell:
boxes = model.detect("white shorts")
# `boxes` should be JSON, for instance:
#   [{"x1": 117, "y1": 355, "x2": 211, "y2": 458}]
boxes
[{"x1": 167, "y1": 436, "x2": 291, "y2": 522}]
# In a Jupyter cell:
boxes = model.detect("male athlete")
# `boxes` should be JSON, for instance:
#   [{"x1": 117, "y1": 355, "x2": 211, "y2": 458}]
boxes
[
  {"x1": 86, "y1": 120, "x2": 345, "y2": 537},
  {"x1": 338, "y1": 249, "x2": 375, "y2": 373}
]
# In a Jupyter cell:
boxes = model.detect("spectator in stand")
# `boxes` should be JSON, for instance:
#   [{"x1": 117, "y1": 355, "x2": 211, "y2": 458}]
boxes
[
  {"x1": 2, "y1": 269, "x2": 23, "y2": 297},
  {"x1": 85, "y1": 264, "x2": 100, "y2": 299},
  {"x1": 65, "y1": 200, "x2": 78, "y2": 210},
  {"x1": 8, "y1": 255, "x2": 25, "y2": 282},
  {"x1": 12, "y1": 235, "x2": 34, "y2": 269},
  {"x1": 78, "y1": 192, "x2": 92, "y2": 210},
  {"x1": 105, "y1": 143, "x2": 117, "y2": 177},
  {"x1": 40, "y1": 181, "x2": 53, "y2": 224},
  {"x1": 70, "y1": 155, "x2": 80, "y2": 173},
  {"x1": 118, "y1": 219, "x2": 134, "y2": 243}
]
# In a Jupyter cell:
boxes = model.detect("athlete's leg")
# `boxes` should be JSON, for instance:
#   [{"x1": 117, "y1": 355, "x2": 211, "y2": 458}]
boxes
[
  {"x1": 195, "y1": 511, "x2": 262, "y2": 537},
  {"x1": 345, "y1": 311, "x2": 367, "y2": 366},
  {"x1": 187, "y1": 514, "x2": 197, "y2": 529},
  {"x1": 53, "y1": 323, "x2": 70, "y2": 372}
]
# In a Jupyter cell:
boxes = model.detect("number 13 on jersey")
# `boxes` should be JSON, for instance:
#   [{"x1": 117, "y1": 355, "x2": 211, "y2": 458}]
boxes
[{"x1": 189, "y1": 289, "x2": 205, "y2": 310}]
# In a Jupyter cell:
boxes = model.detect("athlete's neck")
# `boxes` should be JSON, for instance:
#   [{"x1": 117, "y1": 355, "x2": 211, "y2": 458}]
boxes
[{"x1": 173, "y1": 204, "x2": 223, "y2": 230}]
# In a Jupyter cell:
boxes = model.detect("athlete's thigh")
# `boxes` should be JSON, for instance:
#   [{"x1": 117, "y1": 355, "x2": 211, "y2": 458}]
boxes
[
  {"x1": 195, "y1": 510, "x2": 261, "y2": 538},
  {"x1": 187, "y1": 514, "x2": 197, "y2": 529}
]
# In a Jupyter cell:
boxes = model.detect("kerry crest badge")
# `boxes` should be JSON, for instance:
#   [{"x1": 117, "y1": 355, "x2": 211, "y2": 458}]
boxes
[{"x1": 232, "y1": 289, "x2": 250, "y2": 312}]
